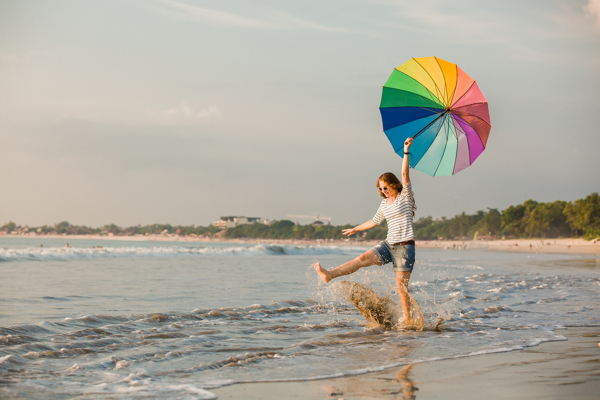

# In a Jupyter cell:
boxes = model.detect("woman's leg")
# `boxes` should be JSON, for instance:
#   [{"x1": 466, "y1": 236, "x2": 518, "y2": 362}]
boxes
[
  {"x1": 314, "y1": 250, "x2": 381, "y2": 283},
  {"x1": 390, "y1": 244, "x2": 417, "y2": 325},
  {"x1": 397, "y1": 269, "x2": 425, "y2": 330},
  {"x1": 396, "y1": 271, "x2": 413, "y2": 322}
]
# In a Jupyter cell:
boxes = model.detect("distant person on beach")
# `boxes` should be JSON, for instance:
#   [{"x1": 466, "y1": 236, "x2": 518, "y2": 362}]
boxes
[{"x1": 314, "y1": 138, "x2": 418, "y2": 327}]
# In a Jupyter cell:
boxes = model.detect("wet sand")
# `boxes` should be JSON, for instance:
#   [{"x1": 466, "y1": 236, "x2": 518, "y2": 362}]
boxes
[
  {"x1": 212, "y1": 327, "x2": 600, "y2": 399},
  {"x1": 419, "y1": 238, "x2": 600, "y2": 256}
]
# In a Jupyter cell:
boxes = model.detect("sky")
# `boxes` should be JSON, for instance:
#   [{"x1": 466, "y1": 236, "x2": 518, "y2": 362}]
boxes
[{"x1": 1, "y1": 0, "x2": 599, "y2": 228}]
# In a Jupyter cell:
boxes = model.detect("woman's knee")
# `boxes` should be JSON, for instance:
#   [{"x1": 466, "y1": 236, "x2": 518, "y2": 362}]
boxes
[
  {"x1": 355, "y1": 254, "x2": 367, "y2": 264},
  {"x1": 396, "y1": 271, "x2": 411, "y2": 282},
  {"x1": 396, "y1": 271, "x2": 411, "y2": 291},
  {"x1": 356, "y1": 252, "x2": 374, "y2": 265}
]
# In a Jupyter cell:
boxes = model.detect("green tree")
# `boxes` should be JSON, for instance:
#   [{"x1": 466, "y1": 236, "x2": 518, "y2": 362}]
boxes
[
  {"x1": 55, "y1": 221, "x2": 71, "y2": 234},
  {"x1": 477, "y1": 208, "x2": 502, "y2": 236},
  {"x1": 523, "y1": 201, "x2": 569, "y2": 238},
  {"x1": 564, "y1": 192, "x2": 600, "y2": 238},
  {"x1": 1, "y1": 221, "x2": 17, "y2": 232},
  {"x1": 102, "y1": 224, "x2": 122, "y2": 234},
  {"x1": 501, "y1": 200, "x2": 538, "y2": 237}
]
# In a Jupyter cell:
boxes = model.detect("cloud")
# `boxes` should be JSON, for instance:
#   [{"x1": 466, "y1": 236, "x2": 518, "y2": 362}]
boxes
[
  {"x1": 160, "y1": 101, "x2": 220, "y2": 124},
  {"x1": 149, "y1": 0, "x2": 350, "y2": 32},
  {"x1": 530, "y1": 1, "x2": 600, "y2": 40},
  {"x1": 265, "y1": 10, "x2": 350, "y2": 33},
  {"x1": 356, "y1": 0, "x2": 508, "y2": 45},
  {"x1": 584, "y1": 0, "x2": 600, "y2": 31},
  {"x1": 152, "y1": 0, "x2": 266, "y2": 28}
]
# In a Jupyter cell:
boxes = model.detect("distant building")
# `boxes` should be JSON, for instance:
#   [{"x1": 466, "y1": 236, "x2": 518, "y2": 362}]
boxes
[{"x1": 213, "y1": 216, "x2": 263, "y2": 229}]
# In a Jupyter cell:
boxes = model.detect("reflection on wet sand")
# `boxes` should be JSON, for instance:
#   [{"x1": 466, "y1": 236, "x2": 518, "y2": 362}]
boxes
[
  {"x1": 395, "y1": 364, "x2": 418, "y2": 400},
  {"x1": 213, "y1": 327, "x2": 600, "y2": 399},
  {"x1": 317, "y1": 363, "x2": 418, "y2": 399},
  {"x1": 314, "y1": 343, "x2": 415, "y2": 399}
]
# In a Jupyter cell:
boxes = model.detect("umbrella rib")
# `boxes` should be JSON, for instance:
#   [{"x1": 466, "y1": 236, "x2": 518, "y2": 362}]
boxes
[
  {"x1": 453, "y1": 108, "x2": 490, "y2": 122},
  {"x1": 434, "y1": 57, "x2": 449, "y2": 107},
  {"x1": 454, "y1": 116, "x2": 491, "y2": 133},
  {"x1": 381, "y1": 86, "x2": 445, "y2": 109},
  {"x1": 452, "y1": 105, "x2": 491, "y2": 128},
  {"x1": 451, "y1": 112, "x2": 491, "y2": 146},
  {"x1": 414, "y1": 57, "x2": 446, "y2": 106},
  {"x1": 453, "y1": 101, "x2": 487, "y2": 110},
  {"x1": 413, "y1": 114, "x2": 444, "y2": 170},
  {"x1": 450, "y1": 81, "x2": 476, "y2": 108},
  {"x1": 454, "y1": 115, "x2": 483, "y2": 165},
  {"x1": 391, "y1": 69, "x2": 444, "y2": 107},
  {"x1": 383, "y1": 109, "x2": 445, "y2": 133},
  {"x1": 432, "y1": 114, "x2": 450, "y2": 176},
  {"x1": 452, "y1": 115, "x2": 471, "y2": 166},
  {"x1": 452, "y1": 117, "x2": 460, "y2": 175},
  {"x1": 448, "y1": 63, "x2": 458, "y2": 107}
]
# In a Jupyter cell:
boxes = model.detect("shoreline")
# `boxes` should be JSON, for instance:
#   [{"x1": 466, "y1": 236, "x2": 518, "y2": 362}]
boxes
[
  {"x1": 211, "y1": 326, "x2": 600, "y2": 399},
  {"x1": 2, "y1": 234, "x2": 599, "y2": 255}
]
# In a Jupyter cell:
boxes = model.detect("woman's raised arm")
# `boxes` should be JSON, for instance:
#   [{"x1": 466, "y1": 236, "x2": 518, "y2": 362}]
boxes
[{"x1": 402, "y1": 137, "x2": 413, "y2": 185}]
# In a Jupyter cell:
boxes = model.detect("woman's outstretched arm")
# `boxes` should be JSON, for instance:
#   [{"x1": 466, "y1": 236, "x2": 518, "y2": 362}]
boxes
[
  {"x1": 402, "y1": 137, "x2": 413, "y2": 185},
  {"x1": 342, "y1": 220, "x2": 377, "y2": 236}
]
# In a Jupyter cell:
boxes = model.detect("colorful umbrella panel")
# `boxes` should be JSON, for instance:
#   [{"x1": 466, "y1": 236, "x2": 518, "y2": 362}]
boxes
[{"x1": 380, "y1": 57, "x2": 491, "y2": 176}]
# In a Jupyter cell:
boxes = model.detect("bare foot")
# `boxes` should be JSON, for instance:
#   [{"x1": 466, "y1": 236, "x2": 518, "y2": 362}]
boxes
[
  {"x1": 396, "y1": 316, "x2": 415, "y2": 330},
  {"x1": 314, "y1": 262, "x2": 331, "y2": 283}
]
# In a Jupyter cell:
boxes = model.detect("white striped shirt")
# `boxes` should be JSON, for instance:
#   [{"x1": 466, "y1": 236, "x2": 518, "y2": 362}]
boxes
[{"x1": 372, "y1": 181, "x2": 414, "y2": 243}]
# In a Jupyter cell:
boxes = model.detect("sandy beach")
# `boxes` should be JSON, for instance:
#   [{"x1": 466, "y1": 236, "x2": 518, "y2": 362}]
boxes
[
  {"x1": 212, "y1": 327, "x2": 600, "y2": 400},
  {"x1": 417, "y1": 238, "x2": 600, "y2": 256},
  {"x1": 4, "y1": 233, "x2": 600, "y2": 256}
]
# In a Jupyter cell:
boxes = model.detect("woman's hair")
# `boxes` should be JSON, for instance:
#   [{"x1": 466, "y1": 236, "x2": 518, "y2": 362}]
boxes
[{"x1": 377, "y1": 172, "x2": 417, "y2": 216}]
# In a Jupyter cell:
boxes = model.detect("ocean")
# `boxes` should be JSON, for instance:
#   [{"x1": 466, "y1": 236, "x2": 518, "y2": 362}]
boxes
[{"x1": 1, "y1": 237, "x2": 599, "y2": 399}]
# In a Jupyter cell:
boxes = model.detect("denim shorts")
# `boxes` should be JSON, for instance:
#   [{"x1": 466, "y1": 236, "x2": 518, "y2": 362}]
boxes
[{"x1": 371, "y1": 240, "x2": 416, "y2": 272}]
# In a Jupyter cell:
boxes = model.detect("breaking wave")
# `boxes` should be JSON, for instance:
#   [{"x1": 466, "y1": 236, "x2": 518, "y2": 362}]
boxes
[{"x1": 0, "y1": 244, "x2": 366, "y2": 261}]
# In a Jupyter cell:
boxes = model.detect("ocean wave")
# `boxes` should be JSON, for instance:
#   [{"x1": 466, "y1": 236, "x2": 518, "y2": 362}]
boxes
[
  {"x1": 0, "y1": 244, "x2": 366, "y2": 261},
  {"x1": 0, "y1": 293, "x2": 592, "y2": 397}
]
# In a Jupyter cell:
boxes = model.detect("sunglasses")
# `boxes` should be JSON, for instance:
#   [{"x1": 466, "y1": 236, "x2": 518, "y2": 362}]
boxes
[{"x1": 378, "y1": 186, "x2": 390, "y2": 191}]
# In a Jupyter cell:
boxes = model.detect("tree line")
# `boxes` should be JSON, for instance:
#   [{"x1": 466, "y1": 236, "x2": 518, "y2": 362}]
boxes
[
  {"x1": 0, "y1": 221, "x2": 221, "y2": 237},
  {"x1": 1, "y1": 192, "x2": 598, "y2": 240},
  {"x1": 413, "y1": 192, "x2": 598, "y2": 240}
]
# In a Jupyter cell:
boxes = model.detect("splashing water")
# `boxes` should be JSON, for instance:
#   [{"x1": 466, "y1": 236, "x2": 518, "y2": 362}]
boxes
[
  {"x1": 332, "y1": 281, "x2": 399, "y2": 329},
  {"x1": 331, "y1": 281, "x2": 436, "y2": 332}
]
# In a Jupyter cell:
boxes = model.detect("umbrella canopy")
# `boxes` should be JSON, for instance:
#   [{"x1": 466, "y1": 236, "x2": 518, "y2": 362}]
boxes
[{"x1": 379, "y1": 57, "x2": 491, "y2": 176}]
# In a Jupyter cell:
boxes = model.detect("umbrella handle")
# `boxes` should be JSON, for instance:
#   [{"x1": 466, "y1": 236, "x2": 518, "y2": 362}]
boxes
[{"x1": 412, "y1": 111, "x2": 448, "y2": 140}]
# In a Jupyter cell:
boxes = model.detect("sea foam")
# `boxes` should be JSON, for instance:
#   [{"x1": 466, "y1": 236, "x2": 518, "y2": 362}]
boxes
[{"x1": 0, "y1": 244, "x2": 366, "y2": 261}]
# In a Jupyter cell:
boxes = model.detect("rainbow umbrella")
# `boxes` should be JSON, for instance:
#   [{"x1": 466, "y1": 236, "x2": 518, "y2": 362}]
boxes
[{"x1": 379, "y1": 57, "x2": 490, "y2": 176}]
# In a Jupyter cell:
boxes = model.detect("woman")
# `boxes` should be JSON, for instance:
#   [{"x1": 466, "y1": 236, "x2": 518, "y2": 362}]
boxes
[{"x1": 314, "y1": 137, "x2": 418, "y2": 326}]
